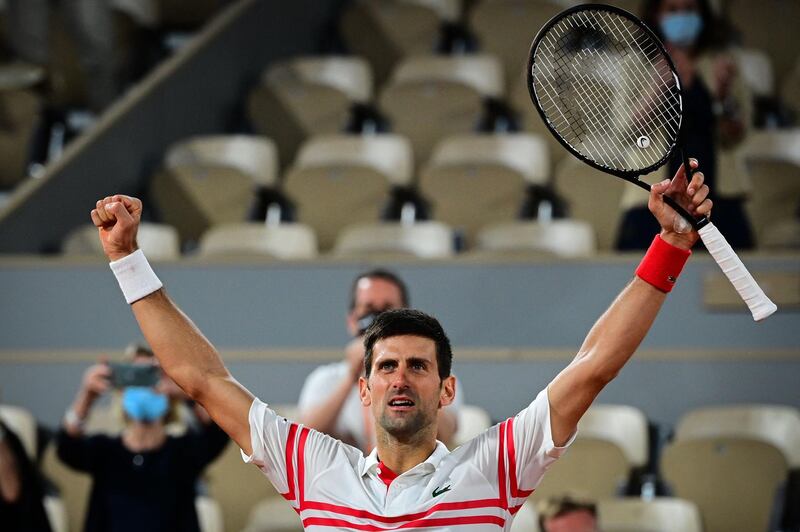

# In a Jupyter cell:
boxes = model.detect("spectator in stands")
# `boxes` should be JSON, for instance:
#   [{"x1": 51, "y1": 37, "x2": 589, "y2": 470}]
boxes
[
  {"x1": 0, "y1": 419, "x2": 52, "y2": 531},
  {"x1": 298, "y1": 269, "x2": 462, "y2": 451},
  {"x1": 4, "y1": 0, "x2": 118, "y2": 112},
  {"x1": 57, "y1": 344, "x2": 228, "y2": 532},
  {"x1": 537, "y1": 493, "x2": 598, "y2": 532},
  {"x1": 617, "y1": 0, "x2": 754, "y2": 250}
]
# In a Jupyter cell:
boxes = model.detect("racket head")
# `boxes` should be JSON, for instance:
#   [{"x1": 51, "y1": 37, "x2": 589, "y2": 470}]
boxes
[{"x1": 527, "y1": 3, "x2": 683, "y2": 180}]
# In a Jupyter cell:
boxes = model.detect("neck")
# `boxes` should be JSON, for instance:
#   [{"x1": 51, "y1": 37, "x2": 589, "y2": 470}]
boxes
[
  {"x1": 122, "y1": 421, "x2": 166, "y2": 452},
  {"x1": 374, "y1": 427, "x2": 438, "y2": 475}
]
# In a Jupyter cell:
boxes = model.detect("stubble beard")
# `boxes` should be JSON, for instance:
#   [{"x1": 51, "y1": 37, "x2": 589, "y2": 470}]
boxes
[{"x1": 378, "y1": 407, "x2": 433, "y2": 443}]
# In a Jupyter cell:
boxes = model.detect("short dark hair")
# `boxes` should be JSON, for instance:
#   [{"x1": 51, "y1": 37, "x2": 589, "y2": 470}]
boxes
[
  {"x1": 349, "y1": 269, "x2": 410, "y2": 311},
  {"x1": 363, "y1": 309, "x2": 452, "y2": 381},
  {"x1": 537, "y1": 493, "x2": 597, "y2": 531},
  {"x1": 124, "y1": 343, "x2": 154, "y2": 359}
]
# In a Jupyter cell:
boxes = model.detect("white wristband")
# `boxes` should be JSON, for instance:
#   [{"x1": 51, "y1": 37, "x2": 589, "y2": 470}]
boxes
[{"x1": 109, "y1": 249, "x2": 163, "y2": 304}]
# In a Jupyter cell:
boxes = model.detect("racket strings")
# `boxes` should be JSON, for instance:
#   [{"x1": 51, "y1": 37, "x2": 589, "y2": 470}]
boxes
[{"x1": 531, "y1": 8, "x2": 682, "y2": 173}]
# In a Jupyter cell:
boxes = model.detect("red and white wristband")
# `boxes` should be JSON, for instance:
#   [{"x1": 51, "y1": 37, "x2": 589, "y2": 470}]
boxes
[
  {"x1": 109, "y1": 249, "x2": 163, "y2": 304},
  {"x1": 635, "y1": 235, "x2": 691, "y2": 293}
]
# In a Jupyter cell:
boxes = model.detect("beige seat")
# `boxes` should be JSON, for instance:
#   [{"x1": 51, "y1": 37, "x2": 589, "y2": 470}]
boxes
[
  {"x1": 598, "y1": 497, "x2": 703, "y2": 532},
  {"x1": 0, "y1": 88, "x2": 43, "y2": 189},
  {"x1": 741, "y1": 129, "x2": 800, "y2": 248},
  {"x1": 379, "y1": 55, "x2": 505, "y2": 166},
  {"x1": 661, "y1": 439, "x2": 787, "y2": 532},
  {"x1": 674, "y1": 404, "x2": 800, "y2": 468},
  {"x1": 509, "y1": 79, "x2": 570, "y2": 167},
  {"x1": 206, "y1": 442, "x2": 281, "y2": 532},
  {"x1": 533, "y1": 404, "x2": 649, "y2": 502},
  {"x1": 151, "y1": 135, "x2": 278, "y2": 242},
  {"x1": 198, "y1": 222, "x2": 318, "y2": 259},
  {"x1": 42, "y1": 440, "x2": 93, "y2": 532},
  {"x1": 726, "y1": 0, "x2": 800, "y2": 87},
  {"x1": 247, "y1": 56, "x2": 372, "y2": 169},
  {"x1": 241, "y1": 496, "x2": 304, "y2": 532},
  {"x1": 469, "y1": 0, "x2": 563, "y2": 93},
  {"x1": 553, "y1": 157, "x2": 627, "y2": 251},
  {"x1": 43, "y1": 494, "x2": 69, "y2": 532},
  {"x1": 0, "y1": 404, "x2": 37, "y2": 459},
  {"x1": 734, "y1": 47, "x2": 775, "y2": 99},
  {"x1": 781, "y1": 56, "x2": 800, "y2": 118},
  {"x1": 340, "y1": 0, "x2": 461, "y2": 85},
  {"x1": 195, "y1": 495, "x2": 224, "y2": 532},
  {"x1": 509, "y1": 499, "x2": 540, "y2": 532},
  {"x1": 333, "y1": 221, "x2": 455, "y2": 259},
  {"x1": 419, "y1": 132, "x2": 545, "y2": 245},
  {"x1": 453, "y1": 404, "x2": 492, "y2": 447},
  {"x1": 284, "y1": 134, "x2": 413, "y2": 250},
  {"x1": 62, "y1": 222, "x2": 181, "y2": 260},
  {"x1": 475, "y1": 219, "x2": 597, "y2": 258},
  {"x1": 661, "y1": 404, "x2": 800, "y2": 532}
]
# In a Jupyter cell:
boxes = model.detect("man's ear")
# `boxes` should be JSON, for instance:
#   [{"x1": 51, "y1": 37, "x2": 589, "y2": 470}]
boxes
[
  {"x1": 439, "y1": 375, "x2": 456, "y2": 408},
  {"x1": 358, "y1": 376, "x2": 371, "y2": 406}
]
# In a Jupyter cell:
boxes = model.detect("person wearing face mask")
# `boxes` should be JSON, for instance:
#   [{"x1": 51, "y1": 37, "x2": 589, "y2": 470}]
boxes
[
  {"x1": 56, "y1": 345, "x2": 229, "y2": 532},
  {"x1": 297, "y1": 269, "x2": 464, "y2": 451},
  {"x1": 617, "y1": 0, "x2": 754, "y2": 251}
]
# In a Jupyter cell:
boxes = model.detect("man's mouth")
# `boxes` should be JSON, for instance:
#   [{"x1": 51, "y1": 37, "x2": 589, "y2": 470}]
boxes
[{"x1": 388, "y1": 397, "x2": 415, "y2": 410}]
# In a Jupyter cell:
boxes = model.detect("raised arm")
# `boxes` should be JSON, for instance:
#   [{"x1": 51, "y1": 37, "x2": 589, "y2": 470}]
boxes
[
  {"x1": 547, "y1": 161, "x2": 712, "y2": 446},
  {"x1": 90, "y1": 195, "x2": 254, "y2": 454}
]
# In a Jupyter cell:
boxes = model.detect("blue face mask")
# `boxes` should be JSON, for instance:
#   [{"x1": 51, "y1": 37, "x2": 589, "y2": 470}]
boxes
[
  {"x1": 660, "y1": 11, "x2": 703, "y2": 48},
  {"x1": 122, "y1": 387, "x2": 168, "y2": 422}
]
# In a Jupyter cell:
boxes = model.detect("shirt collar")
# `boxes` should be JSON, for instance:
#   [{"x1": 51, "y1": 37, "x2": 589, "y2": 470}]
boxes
[{"x1": 362, "y1": 441, "x2": 449, "y2": 478}]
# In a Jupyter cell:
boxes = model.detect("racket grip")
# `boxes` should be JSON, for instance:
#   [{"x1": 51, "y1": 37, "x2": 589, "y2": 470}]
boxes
[{"x1": 698, "y1": 223, "x2": 777, "y2": 321}]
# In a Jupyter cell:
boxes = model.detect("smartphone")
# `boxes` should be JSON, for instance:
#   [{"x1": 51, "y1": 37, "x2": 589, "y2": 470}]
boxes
[{"x1": 108, "y1": 363, "x2": 160, "y2": 388}]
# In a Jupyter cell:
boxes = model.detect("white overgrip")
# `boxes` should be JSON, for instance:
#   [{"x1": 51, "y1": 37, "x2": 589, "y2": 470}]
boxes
[{"x1": 698, "y1": 223, "x2": 777, "y2": 321}]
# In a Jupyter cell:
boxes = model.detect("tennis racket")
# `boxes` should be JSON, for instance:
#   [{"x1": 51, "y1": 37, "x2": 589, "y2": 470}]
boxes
[{"x1": 526, "y1": 3, "x2": 776, "y2": 321}]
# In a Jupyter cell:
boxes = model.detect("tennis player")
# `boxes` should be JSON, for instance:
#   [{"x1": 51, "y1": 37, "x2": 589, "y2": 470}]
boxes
[{"x1": 90, "y1": 161, "x2": 710, "y2": 530}]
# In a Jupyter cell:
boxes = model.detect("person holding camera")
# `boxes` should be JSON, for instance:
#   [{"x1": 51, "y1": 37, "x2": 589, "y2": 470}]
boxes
[
  {"x1": 297, "y1": 270, "x2": 463, "y2": 451},
  {"x1": 57, "y1": 345, "x2": 228, "y2": 532}
]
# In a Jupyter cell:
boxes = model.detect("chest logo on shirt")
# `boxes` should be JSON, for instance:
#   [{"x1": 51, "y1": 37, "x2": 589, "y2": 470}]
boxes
[{"x1": 432, "y1": 485, "x2": 451, "y2": 498}]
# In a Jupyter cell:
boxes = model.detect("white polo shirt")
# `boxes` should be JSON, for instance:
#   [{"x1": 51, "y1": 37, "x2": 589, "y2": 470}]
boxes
[
  {"x1": 298, "y1": 361, "x2": 464, "y2": 451},
  {"x1": 242, "y1": 388, "x2": 574, "y2": 531}
]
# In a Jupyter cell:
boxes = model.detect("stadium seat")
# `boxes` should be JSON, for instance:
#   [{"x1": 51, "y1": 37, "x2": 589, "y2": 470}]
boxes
[
  {"x1": 42, "y1": 440, "x2": 93, "y2": 532},
  {"x1": 198, "y1": 222, "x2": 318, "y2": 259},
  {"x1": 453, "y1": 404, "x2": 492, "y2": 448},
  {"x1": 419, "y1": 132, "x2": 545, "y2": 244},
  {"x1": 151, "y1": 135, "x2": 279, "y2": 242},
  {"x1": 62, "y1": 222, "x2": 181, "y2": 260},
  {"x1": 734, "y1": 47, "x2": 775, "y2": 99},
  {"x1": 781, "y1": 56, "x2": 800, "y2": 118},
  {"x1": 43, "y1": 494, "x2": 69, "y2": 532},
  {"x1": 741, "y1": 129, "x2": 800, "y2": 248},
  {"x1": 247, "y1": 56, "x2": 372, "y2": 169},
  {"x1": 340, "y1": 0, "x2": 461, "y2": 85},
  {"x1": 509, "y1": 78, "x2": 569, "y2": 166},
  {"x1": 474, "y1": 219, "x2": 597, "y2": 258},
  {"x1": 533, "y1": 404, "x2": 649, "y2": 501},
  {"x1": 379, "y1": 54, "x2": 505, "y2": 166},
  {"x1": 0, "y1": 404, "x2": 37, "y2": 459},
  {"x1": 196, "y1": 495, "x2": 225, "y2": 532},
  {"x1": 661, "y1": 405, "x2": 800, "y2": 532},
  {"x1": 241, "y1": 496, "x2": 304, "y2": 532},
  {"x1": 0, "y1": 84, "x2": 43, "y2": 189},
  {"x1": 726, "y1": 0, "x2": 800, "y2": 87},
  {"x1": 333, "y1": 221, "x2": 455, "y2": 259},
  {"x1": 283, "y1": 134, "x2": 412, "y2": 250},
  {"x1": 509, "y1": 499, "x2": 540, "y2": 532},
  {"x1": 553, "y1": 157, "x2": 627, "y2": 251},
  {"x1": 597, "y1": 497, "x2": 703, "y2": 532}
]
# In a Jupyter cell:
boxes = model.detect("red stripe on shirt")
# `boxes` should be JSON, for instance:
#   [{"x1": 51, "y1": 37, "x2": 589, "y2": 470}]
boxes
[
  {"x1": 297, "y1": 426, "x2": 310, "y2": 505},
  {"x1": 506, "y1": 417, "x2": 534, "y2": 498},
  {"x1": 498, "y1": 420, "x2": 508, "y2": 510},
  {"x1": 302, "y1": 498, "x2": 504, "y2": 523},
  {"x1": 302, "y1": 514, "x2": 505, "y2": 530},
  {"x1": 281, "y1": 423, "x2": 298, "y2": 501}
]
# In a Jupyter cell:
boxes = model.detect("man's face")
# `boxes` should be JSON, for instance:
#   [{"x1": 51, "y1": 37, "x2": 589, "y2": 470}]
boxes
[
  {"x1": 347, "y1": 277, "x2": 405, "y2": 336},
  {"x1": 358, "y1": 335, "x2": 455, "y2": 441}
]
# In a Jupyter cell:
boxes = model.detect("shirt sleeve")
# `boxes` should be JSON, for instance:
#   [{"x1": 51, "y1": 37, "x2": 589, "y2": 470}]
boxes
[
  {"x1": 241, "y1": 397, "x2": 355, "y2": 510},
  {"x1": 55, "y1": 429, "x2": 108, "y2": 474},
  {"x1": 297, "y1": 365, "x2": 336, "y2": 411},
  {"x1": 506, "y1": 388, "x2": 576, "y2": 500},
  {"x1": 181, "y1": 422, "x2": 230, "y2": 473}
]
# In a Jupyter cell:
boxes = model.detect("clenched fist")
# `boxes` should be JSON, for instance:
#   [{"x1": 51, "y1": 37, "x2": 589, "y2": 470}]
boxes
[{"x1": 90, "y1": 195, "x2": 142, "y2": 261}]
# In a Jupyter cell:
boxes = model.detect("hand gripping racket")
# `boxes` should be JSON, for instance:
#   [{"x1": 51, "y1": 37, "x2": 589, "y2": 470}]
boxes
[{"x1": 526, "y1": 3, "x2": 776, "y2": 321}]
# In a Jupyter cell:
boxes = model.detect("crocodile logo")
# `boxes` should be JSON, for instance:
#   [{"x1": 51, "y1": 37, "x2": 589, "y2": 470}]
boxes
[{"x1": 432, "y1": 485, "x2": 452, "y2": 498}]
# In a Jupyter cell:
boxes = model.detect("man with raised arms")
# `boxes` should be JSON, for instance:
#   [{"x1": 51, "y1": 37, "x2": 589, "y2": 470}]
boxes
[{"x1": 90, "y1": 161, "x2": 710, "y2": 530}]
